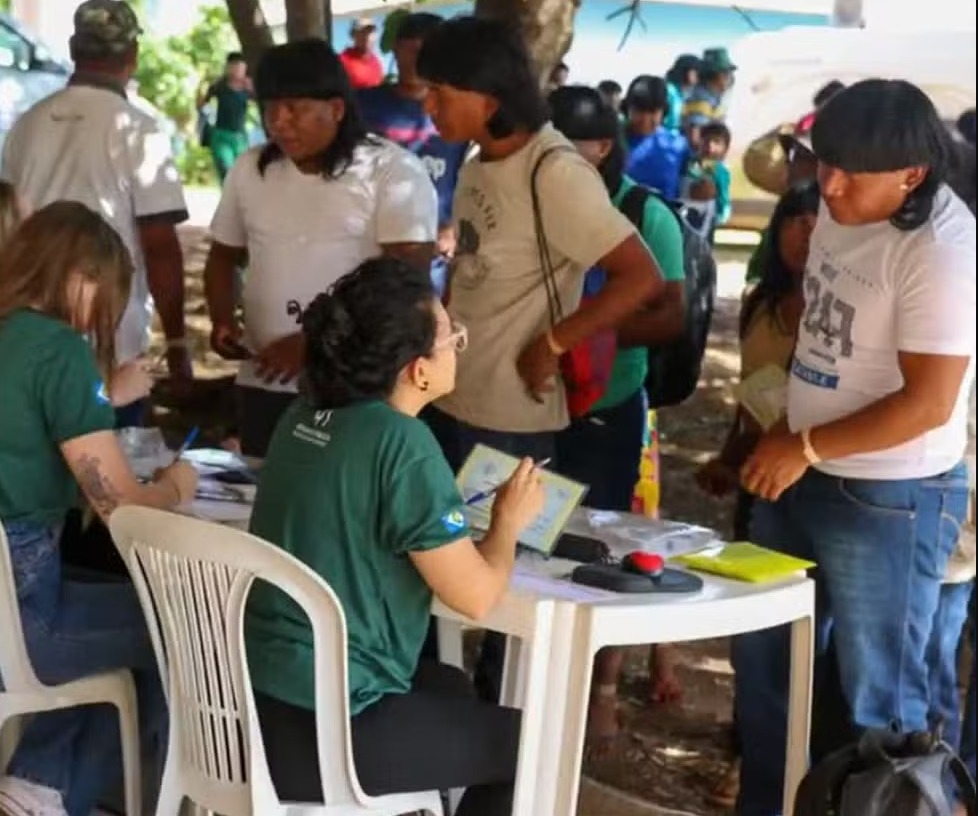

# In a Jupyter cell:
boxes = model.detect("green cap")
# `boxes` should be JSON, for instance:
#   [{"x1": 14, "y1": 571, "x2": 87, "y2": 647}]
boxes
[
  {"x1": 701, "y1": 47, "x2": 736, "y2": 73},
  {"x1": 72, "y1": 0, "x2": 142, "y2": 57}
]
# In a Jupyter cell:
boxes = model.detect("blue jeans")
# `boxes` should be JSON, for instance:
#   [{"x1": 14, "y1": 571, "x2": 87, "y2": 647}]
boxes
[
  {"x1": 555, "y1": 389, "x2": 646, "y2": 513},
  {"x1": 113, "y1": 399, "x2": 147, "y2": 429},
  {"x1": 732, "y1": 464, "x2": 969, "y2": 816},
  {"x1": 2, "y1": 521, "x2": 165, "y2": 816},
  {"x1": 421, "y1": 407, "x2": 557, "y2": 702},
  {"x1": 926, "y1": 580, "x2": 973, "y2": 749},
  {"x1": 962, "y1": 585, "x2": 977, "y2": 780}
]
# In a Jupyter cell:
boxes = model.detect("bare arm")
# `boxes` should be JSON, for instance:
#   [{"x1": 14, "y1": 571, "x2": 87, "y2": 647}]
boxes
[
  {"x1": 551, "y1": 233, "x2": 663, "y2": 351},
  {"x1": 204, "y1": 239, "x2": 247, "y2": 330},
  {"x1": 61, "y1": 430, "x2": 183, "y2": 524},
  {"x1": 808, "y1": 351, "x2": 971, "y2": 461},
  {"x1": 408, "y1": 522, "x2": 518, "y2": 621},
  {"x1": 381, "y1": 241, "x2": 436, "y2": 274},
  {"x1": 617, "y1": 279, "x2": 685, "y2": 348},
  {"x1": 138, "y1": 219, "x2": 186, "y2": 345}
]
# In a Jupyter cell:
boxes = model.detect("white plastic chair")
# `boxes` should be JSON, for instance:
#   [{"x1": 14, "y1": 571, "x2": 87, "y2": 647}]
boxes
[
  {"x1": 0, "y1": 522, "x2": 141, "y2": 813},
  {"x1": 109, "y1": 506, "x2": 444, "y2": 816}
]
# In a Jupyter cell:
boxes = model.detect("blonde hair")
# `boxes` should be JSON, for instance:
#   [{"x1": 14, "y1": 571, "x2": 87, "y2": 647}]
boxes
[
  {"x1": 0, "y1": 201, "x2": 133, "y2": 374},
  {"x1": 0, "y1": 181, "x2": 23, "y2": 249}
]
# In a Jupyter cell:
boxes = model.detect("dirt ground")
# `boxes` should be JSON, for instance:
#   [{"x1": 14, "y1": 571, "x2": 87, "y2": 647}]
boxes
[{"x1": 152, "y1": 226, "x2": 751, "y2": 816}]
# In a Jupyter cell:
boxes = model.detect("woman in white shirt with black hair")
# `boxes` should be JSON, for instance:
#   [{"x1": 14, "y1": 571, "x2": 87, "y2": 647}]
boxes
[{"x1": 732, "y1": 78, "x2": 976, "y2": 816}]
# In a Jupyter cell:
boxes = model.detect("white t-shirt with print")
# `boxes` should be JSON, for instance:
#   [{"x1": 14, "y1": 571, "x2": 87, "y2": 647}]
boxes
[
  {"x1": 788, "y1": 185, "x2": 977, "y2": 480},
  {"x1": 210, "y1": 139, "x2": 437, "y2": 393},
  {"x1": 1, "y1": 83, "x2": 188, "y2": 363},
  {"x1": 437, "y1": 125, "x2": 637, "y2": 433}
]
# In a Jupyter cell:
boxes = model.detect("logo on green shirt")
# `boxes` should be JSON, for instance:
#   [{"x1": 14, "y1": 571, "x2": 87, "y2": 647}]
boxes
[
  {"x1": 95, "y1": 380, "x2": 111, "y2": 405},
  {"x1": 440, "y1": 509, "x2": 466, "y2": 534}
]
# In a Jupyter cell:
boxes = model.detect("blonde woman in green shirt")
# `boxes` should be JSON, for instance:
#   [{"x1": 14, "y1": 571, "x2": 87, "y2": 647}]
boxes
[{"x1": 0, "y1": 202, "x2": 198, "y2": 816}]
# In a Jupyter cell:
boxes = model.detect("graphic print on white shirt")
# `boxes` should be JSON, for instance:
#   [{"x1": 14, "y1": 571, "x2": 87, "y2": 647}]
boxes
[
  {"x1": 788, "y1": 186, "x2": 977, "y2": 480},
  {"x1": 209, "y1": 138, "x2": 437, "y2": 392}
]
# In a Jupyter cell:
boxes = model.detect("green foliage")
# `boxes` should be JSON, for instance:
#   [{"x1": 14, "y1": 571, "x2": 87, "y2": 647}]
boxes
[{"x1": 134, "y1": 3, "x2": 242, "y2": 186}]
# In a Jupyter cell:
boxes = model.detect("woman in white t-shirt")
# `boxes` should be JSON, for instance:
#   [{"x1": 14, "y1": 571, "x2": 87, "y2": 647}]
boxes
[
  {"x1": 203, "y1": 39, "x2": 438, "y2": 456},
  {"x1": 732, "y1": 79, "x2": 976, "y2": 815}
]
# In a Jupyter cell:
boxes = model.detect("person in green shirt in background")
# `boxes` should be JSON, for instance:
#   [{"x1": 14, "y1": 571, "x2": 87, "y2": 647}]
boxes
[
  {"x1": 549, "y1": 85, "x2": 687, "y2": 747},
  {"x1": 246, "y1": 257, "x2": 545, "y2": 814},
  {"x1": 0, "y1": 201, "x2": 198, "y2": 816},
  {"x1": 198, "y1": 52, "x2": 253, "y2": 183}
]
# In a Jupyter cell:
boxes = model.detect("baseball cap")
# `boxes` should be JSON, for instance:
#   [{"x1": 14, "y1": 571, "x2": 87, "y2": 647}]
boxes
[
  {"x1": 350, "y1": 17, "x2": 377, "y2": 34},
  {"x1": 72, "y1": 0, "x2": 142, "y2": 57}
]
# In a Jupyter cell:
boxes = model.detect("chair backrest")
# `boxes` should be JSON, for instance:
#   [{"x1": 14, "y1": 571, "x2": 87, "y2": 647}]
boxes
[
  {"x1": 0, "y1": 522, "x2": 43, "y2": 693},
  {"x1": 109, "y1": 506, "x2": 364, "y2": 812}
]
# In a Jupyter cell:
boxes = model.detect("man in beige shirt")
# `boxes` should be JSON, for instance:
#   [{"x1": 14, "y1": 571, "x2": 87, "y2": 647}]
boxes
[{"x1": 416, "y1": 17, "x2": 667, "y2": 701}]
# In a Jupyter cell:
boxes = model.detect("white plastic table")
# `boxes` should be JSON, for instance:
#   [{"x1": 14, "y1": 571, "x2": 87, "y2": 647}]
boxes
[{"x1": 199, "y1": 496, "x2": 814, "y2": 816}]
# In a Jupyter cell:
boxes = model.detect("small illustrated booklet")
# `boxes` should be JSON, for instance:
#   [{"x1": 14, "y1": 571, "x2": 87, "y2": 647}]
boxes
[
  {"x1": 733, "y1": 364, "x2": 789, "y2": 431},
  {"x1": 456, "y1": 444, "x2": 588, "y2": 556}
]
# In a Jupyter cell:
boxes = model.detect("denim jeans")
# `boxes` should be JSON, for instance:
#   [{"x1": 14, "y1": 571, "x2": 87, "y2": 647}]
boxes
[
  {"x1": 926, "y1": 580, "x2": 973, "y2": 749},
  {"x1": 962, "y1": 585, "x2": 977, "y2": 780},
  {"x1": 732, "y1": 463, "x2": 970, "y2": 816},
  {"x1": 2, "y1": 521, "x2": 165, "y2": 816},
  {"x1": 555, "y1": 389, "x2": 646, "y2": 513},
  {"x1": 421, "y1": 407, "x2": 557, "y2": 702}
]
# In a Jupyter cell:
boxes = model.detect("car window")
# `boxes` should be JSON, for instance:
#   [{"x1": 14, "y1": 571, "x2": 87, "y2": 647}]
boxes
[{"x1": 0, "y1": 22, "x2": 32, "y2": 71}]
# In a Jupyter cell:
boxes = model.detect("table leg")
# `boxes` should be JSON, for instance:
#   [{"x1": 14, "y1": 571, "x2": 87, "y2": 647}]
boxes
[
  {"x1": 502, "y1": 636, "x2": 524, "y2": 707},
  {"x1": 510, "y1": 603, "x2": 557, "y2": 816},
  {"x1": 783, "y1": 613, "x2": 814, "y2": 815},
  {"x1": 436, "y1": 617, "x2": 465, "y2": 670},
  {"x1": 549, "y1": 608, "x2": 595, "y2": 816}
]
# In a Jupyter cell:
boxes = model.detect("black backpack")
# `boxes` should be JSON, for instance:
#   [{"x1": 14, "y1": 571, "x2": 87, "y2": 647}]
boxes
[
  {"x1": 795, "y1": 728, "x2": 977, "y2": 816},
  {"x1": 618, "y1": 184, "x2": 717, "y2": 408}
]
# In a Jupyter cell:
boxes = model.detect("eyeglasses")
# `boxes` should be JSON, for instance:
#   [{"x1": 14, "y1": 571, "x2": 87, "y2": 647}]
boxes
[{"x1": 435, "y1": 320, "x2": 468, "y2": 353}]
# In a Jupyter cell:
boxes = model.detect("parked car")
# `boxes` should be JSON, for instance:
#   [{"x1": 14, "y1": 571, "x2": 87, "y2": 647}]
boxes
[{"x1": 0, "y1": 12, "x2": 69, "y2": 152}]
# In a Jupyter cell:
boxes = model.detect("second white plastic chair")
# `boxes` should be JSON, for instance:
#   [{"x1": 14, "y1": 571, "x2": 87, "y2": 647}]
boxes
[{"x1": 109, "y1": 505, "x2": 443, "y2": 816}]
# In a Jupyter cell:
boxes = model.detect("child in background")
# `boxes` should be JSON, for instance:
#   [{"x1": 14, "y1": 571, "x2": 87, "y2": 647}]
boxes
[{"x1": 682, "y1": 121, "x2": 731, "y2": 241}]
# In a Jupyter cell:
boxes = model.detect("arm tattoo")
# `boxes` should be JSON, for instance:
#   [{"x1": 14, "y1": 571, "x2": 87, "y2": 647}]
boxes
[{"x1": 76, "y1": 453, "x2": 123, "y2": 517}]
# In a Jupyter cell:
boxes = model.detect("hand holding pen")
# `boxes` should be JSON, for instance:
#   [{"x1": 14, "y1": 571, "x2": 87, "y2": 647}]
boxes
[
  {"x1": 465, "y1": 457, "x2": 551, "y2": 506},
  {"x1": 486, "y1": 457, "x2": 548, "y2": 537}
]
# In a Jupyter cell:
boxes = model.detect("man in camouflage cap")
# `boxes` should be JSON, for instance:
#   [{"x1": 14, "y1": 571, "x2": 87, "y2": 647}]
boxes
[{"x1": 70, "y1": 0, "x2": 143, "y2": 61}]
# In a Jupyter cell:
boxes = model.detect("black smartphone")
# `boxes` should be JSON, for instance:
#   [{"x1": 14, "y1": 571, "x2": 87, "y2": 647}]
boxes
[{"x1": 552, "y1": 533, "x2": 611, "y2": 564}]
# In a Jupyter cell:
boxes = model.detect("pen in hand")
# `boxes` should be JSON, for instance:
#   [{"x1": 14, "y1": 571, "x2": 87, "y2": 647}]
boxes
[
  {"x1": 171, "y1": 426, "x2": 200, "y2": 466},
  {"x1": 465, "y1": 457, "x2": 551, "y2": 506}
]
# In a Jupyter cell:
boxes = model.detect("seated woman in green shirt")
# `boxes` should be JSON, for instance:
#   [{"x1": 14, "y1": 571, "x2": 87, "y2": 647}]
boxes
[
  {"x1": 0, "y1": 202, "x2": 198, "y2": 816},
  {"x1": 247, "y1": 257, "x2": 544, "y2": 815},
  {"x1": 549, "y1": 85, "x2": 688, "y2": 745}
]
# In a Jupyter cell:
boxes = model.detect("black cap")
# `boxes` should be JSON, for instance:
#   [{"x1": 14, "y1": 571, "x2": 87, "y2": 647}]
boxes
[{"x1": 549, "y1": 85, "x2": 619, "y2": 141}]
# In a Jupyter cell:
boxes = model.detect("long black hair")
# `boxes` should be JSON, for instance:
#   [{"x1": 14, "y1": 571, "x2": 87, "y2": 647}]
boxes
[
  {"x1": 302, "y1": 257, "x2": 437, "y2": 408},
  {"x1": 254, "y1": 39, "x2": 372, "y2": 179},
  {"x1": 811, "y1": 79, "x2": 952, "y2": 231},
  {"x1": 417, "y1": 16, "x2": 548, "y2": 139},
  {"x1": 548, "y1": 85, "x2": 625, "y2": 196},
  {"x1": 740, "y1": 181, "x2": 821, "y2": 337}
]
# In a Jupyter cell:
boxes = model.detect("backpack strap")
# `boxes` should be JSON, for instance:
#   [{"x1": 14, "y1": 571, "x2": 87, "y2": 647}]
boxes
[
  {"x1": 618, "y1": 183, "x2": 650, "y2": 234},
  {"x1": 530, "y1": 145, "x2": 576, "y2": 325},
  {"x1": 949, "y1": 753, "x2": 977, "y2": 816}
]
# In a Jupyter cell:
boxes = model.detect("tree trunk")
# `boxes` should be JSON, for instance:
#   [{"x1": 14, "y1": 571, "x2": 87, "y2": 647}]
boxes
[
  {"x1": 285, "y1": 0, "x2": 328, "y2": 41},
  {"x1": 224, "y1": 0, "x2": 274, "y2": 69},
  {"x1": 474, "y1": 0, "x2": 581, "y2": 88}
]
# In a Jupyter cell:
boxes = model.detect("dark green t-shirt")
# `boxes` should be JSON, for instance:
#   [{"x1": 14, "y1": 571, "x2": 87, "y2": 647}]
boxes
[
  {"x1": 246, "y1": 399, "x2": 469, "y2": 715},
  {"x1": 0, "y1": 310, "x2": 116, "y2": 525},
  {"x1": 592, "y1": 176, "x2": 687, "y2": 411},
  {"x1": 208, "y1": 80, "x2": 250, "y2": 133}
]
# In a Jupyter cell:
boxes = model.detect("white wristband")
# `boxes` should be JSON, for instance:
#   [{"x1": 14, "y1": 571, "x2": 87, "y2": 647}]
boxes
[{"x1": 801, "y1": 428, "x2": 821, "y2": 465}]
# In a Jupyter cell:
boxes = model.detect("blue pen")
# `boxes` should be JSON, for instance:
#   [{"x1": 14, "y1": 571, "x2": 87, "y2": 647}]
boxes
[
  {"x1": 171, "y1": 426, "x2": 200, "y2": 465},
  {"x1": 465, "y1": 457, "x2": 551, "y2": 505}
]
